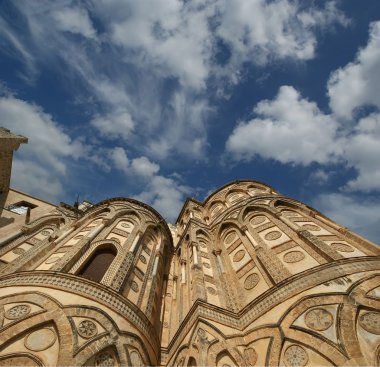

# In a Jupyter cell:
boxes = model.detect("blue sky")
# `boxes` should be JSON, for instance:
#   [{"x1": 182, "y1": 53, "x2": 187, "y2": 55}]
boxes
[{"x1": 0, "y1": 0, "x2": 380, "y2": 243}]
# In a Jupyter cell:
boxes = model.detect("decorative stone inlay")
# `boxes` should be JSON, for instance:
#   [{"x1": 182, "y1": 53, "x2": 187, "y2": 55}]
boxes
[
  {"x1": 244, "y1": 273, "x2": 260, "y2": 290},
  {"x1": 163, "y1": 322, "x2": 168, "y2": 328},
  {"x1": 305, "y1": 308, "x2": 333, "y2": 331},
  {"x1": 5, "y1": 304, "x2": 31, "y2": 320},
  {"x1": 283, "y1": 251, "x2": 305, "y2": 263},
  {"x1": 359, "y1": 312, "x2": 380, "y2": 334},
  {"x1": 250, "y1": 216, "x2": 266, "y2": 225},
  {"x1": 121, "y1": 222, "x2": 131, "y2": 228},
  {"x1": 264, "y1": 231, "x2": 282, "y2": 241},
  {"x1": 284, "y1": 345, "x2": 309, "y2": 367},
  {"x1": 302, "y1": 224, "x2": 321, "y2": 231},
  {"x1": 244, "y1": 347, "x2": 258, "y2": 366},
  {"x1": 78, "y1": 320, "x2": 98, "y2": 339},
  {"x1": 225, "y1": 232, "x2": 237, "y2": 245},
  {"x1": 233, "y1": 250, "x2": 246, "y2": 262},
  {"x1": 139, "y1": 255, "x2": 147, "y2": 264},
  {"x1": 203, "y1": 263, "x2": 211, "y2": 269},
  {"x1": 207, "y1": 287, "x2": 217, "y2": 295},
  {"x1": 200, "y1": 243, "x2": 207, "y2": 249},
  {"x1": 40, "y1": 230, "x2": 51, "y2": 236},
  {"x1": 95, "y1": 352, "x2": 115, "y2": 366},
  {"x1": 12, "y1": 247, "x2": 25, "y2": 255},
  {"x1": 330, "y1": 242, "x2": 355, "y2": 253},
  {"x1": 282, "y1": 210, "x2": 300, "y2": 217},
  {"x1": 130, "y1": 281, "x2": 139, "y2": 292},
  {"x1": 45, "y1": 256, "x2": 60, "y2": 264},
  {"x1": 24, "y1": 328, "x2": 56, "y2": 351}
]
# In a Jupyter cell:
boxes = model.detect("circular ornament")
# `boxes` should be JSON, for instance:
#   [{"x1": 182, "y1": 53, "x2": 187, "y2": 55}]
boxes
[
  {"x1": 41, "y1": 230, "x2": 51, "y2": 236},
  {"x1": 25, "y1": 328, "x2": 56, "y2": 351},
  {"x1": 359, "y1": 312, "x2": 380, "y2": 334},
  {"x1": 95, "y1": 352, "x2": 115, "y2": 366},
  {"x1": 283, "y1": 251, "x2": 305, "y2": 263},
  {"x1": 5, "y1": 304, "x2": 31, "y2": 320},
  {"x1": 207, "y1": 287, "x2": 217, "y2": 295},
  {"x1": 78, "y1": 320, "x2": 98, "y2": 339},
  {"x1": 302, "y1": 224, "x2": 321, "y2": 231},
  {"x1": 250, "y1": 216, "x2": 266, "y2": 225},
  {"x1": 305, "y1": 308, "x2": 333, "y2": 331},
  {"x1": 12, "y1": 247, "x2": 25, "y2": 255},
  {"x1": 139, "y1": 255, "x2": 147, "y2": 264},
  {"x1": 284, "y1": 345, "x2": 309, "y2": 367},
  {"x1": 244, "y1": 347, "x2": 258, "y2": 366},
  {"x1": 233, "y1": 250, "x2": 246, "y2": 262},
  {"x1": 330, "y1": 242, "x2": 355, "y2": 253},
  {"x1": 203, "y1": 263, "x2": 211, "y2": 269},
  {"x1": 130, "y1": 281, "x2": 139, "y2": 292},
  {"x1": 264, "y1": 231, "x2": 282, "y2": 241},
  {"x1": 225, "y1": 232, "x2": 237, "y2": 245},
  {"x1": 244, "y1": 274, "x2": 260, "y2": 290}
]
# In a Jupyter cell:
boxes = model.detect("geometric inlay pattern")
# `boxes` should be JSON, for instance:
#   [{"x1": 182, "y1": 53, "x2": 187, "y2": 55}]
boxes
[
  {"x1": 45, "y1": 256, "x2": 60, "y2": 264},
  {"x1": 12, "y1": 248, "x2": 25, "y2": 255},
  {"x1": 284, "y1": 345, "x2": 309, "y2": 367},
  {"x1": 233, "y1": 250, "x2": 246, "y2": 262},
  {"x1": 24, "y1": 328, "x2": 56, "y2": 351},
  {"x1": 225, "y1": 233, "x2": 237, "y2": 245},
  {"x1": 283, "y1": 251, "x2": 305, "y2": 263},
  {"x1": 130, "y1": 281, "x2": 139, "y2": 292},
  {"x1": 95, "y1": 352, "x2": 115, "y2": 366},
  {"x1": 139, "y1": 255, "x2": 147, "y2": 264},
  {"x1": 244, "y1": 274, "x2": 260, "y2": 290},
  {"x1": 302, "y1": 224, "x2": 321, "y2": 231},
  {"x1": 244, "y1": 347, "x2": 258, "y2": 366},
  {"x1": 77, "y1": 320, "x2": 98, "y2": 339},
  {"x1": 305, "y1": 308, "x2": 333, "y2": 331},
  {"x1": 330, "y1": 243, "x2": 355, "y2": 253},
  {"x1": 359, "y1": 312, "x2": 380, "y2": 334},
  {"x1": 5, "y1": 304, "x2": 31, "y2": 320},
  {"x1": 264, "y1": 231, "x2": 282, "y2": 241}
]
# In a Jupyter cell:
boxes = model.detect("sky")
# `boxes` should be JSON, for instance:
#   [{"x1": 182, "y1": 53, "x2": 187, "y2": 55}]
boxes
[{"x1": 0, "y1": 0, "x2": 380, "y2": 243}]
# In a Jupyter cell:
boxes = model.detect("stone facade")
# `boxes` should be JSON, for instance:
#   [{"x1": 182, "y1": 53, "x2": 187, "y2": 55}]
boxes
[{"x1": 0, "y1": 131, "x2": 380, "y2": 366}]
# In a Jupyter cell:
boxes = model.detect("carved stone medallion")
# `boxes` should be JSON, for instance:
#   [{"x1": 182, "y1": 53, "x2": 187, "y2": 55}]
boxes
[
  {"x1": 359, "y1": 312, "x2": 380, "y2": 334},
  {"x1": 139, "y1": 255, "x2": 147, "y2": 264},
  {"x1": 244, "y1": 347, "x2": 258, "y2": 366},
  {"x1": 244, "y1": 274, "x2": 260, "y2": 290},
  {"x1": 302, "y1": 224, "x2": 321, "y2": 231},
  {"x1": 95, "y1": 352, "x2": 115, "y2": 366},
  {"x1": 225, "y1": 232, "x2": 237, "y2": 245},
  {"x1": 305, "y1": 308, "x2": 333, "y2": 331},
  {"x1": 41, "y1": 230, "x2": 51, "y2": 236},
  {"x1": 12, "y1": 247, "x2": 25, "y2": 255},
  {"x1": 233, "y1": 250, "x2": 246, "y2": 262},
  {"x1": 330, "y1": 242, "x2": 355, "y2": 253},
  {"x1": 5, "y1": 304, "x2": 31, "y2": 320},
  {"x1": 207, "y1": 287, "x2": 217, "y2": 295},
  {"x1": 130, "y1": 281, "x2": 139, "y2": 292},
  {"x1": 25, "y1": 328, "x2": 56, "y2": 351},
  {"x1": 264, "y1": 231, "x2": 282, "y2": 241},
  {"x1": 283, "y1": 251, "x2": 305, "y2": 263},
  {"x1": 78, "y1": 320, "x2": 98, "y2": 339},
  {"x1": 284, "y1": 345, "x2": 309, "y2": 367},
  {"x1": 250, "y1": 216, "x2": 266, "y2": 225}
]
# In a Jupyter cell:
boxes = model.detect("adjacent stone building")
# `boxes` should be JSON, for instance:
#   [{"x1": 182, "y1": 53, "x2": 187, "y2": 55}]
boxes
[{"x1": 0, "y1": 128, "x2": 380, "y2": 366}]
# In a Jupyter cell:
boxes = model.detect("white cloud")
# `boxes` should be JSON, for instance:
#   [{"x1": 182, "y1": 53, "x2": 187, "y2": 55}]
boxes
[
  {"x1": 0, "y1": 95, "x2": 83, "y2": 201},
  {"x1": 131, "y1": 157, "x2": 159, "y2": 177},
  {"x1": 328, "y1": 21, "x2": 380, "y2": 119},
  {"x1": 226, "y1": 86, "x2": 342, "y2": 165},
  {"x1": 313, "y1": 193, "x2": 380, "y2": 244},
  {"x1": 51, "y1": 6, "x2": 97, "y2": 39}
]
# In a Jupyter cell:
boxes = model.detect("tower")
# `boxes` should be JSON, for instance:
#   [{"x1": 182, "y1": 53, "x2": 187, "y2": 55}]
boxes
[{"x1": 0, "y1": 130, "x2": 379, "y2": 366}]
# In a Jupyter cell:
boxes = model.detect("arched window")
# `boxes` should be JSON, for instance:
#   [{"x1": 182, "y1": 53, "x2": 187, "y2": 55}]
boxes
[
  {"x1": 78, "y1": 246, "x2": 117, "y2": 282},
  {"x1": 188, "y1": 357, "x2": 197, "y2": 367}
]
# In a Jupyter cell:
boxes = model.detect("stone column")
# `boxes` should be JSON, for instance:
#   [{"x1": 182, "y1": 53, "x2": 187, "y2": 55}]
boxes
[{"x1": 191, "y1": 242, "x2": 207, "y2": 302}]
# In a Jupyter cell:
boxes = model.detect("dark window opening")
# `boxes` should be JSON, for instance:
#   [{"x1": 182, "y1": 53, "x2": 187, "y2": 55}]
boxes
[{"x1": 6, "y1": 201, "x2": 37, "y2": 215}]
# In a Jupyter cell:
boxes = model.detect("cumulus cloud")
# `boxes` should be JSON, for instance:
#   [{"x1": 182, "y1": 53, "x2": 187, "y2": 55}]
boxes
[
  {"x1": 328, "y1": 21, "x2": 380, "y2": 119},
  {"x1": 0, "y1": 95, "x2": 83, "y2": 201},
  {"x1": 226, "y1": 86, "x2": 342, "y2": 165}
]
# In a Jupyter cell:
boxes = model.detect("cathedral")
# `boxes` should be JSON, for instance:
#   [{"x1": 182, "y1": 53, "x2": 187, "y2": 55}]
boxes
[{"x1": 0, "y1": 127, "x2": 380, "y2": 366}]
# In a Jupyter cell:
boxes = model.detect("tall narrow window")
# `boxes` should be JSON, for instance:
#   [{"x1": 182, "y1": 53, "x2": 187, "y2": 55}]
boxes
[{"x1": 78, "y1": 246, "x2": 117, "y2": 282}]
